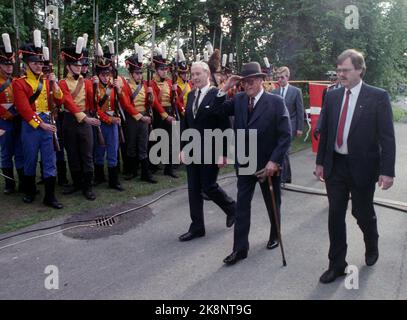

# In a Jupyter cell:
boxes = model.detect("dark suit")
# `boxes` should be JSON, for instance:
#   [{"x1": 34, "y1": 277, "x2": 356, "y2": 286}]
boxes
[
  {"x1": 182, "y1": 87, "x2": 235, "y2": 233},
  {"x1": 215, "y1": 91, "x2": 291, "y2": 252},
  {"x1": 316, "y1": 82, "x2": 396, "y2": 271},
  {"x1": 272, "y1": 85, "x2": 304, "y2": 183}
]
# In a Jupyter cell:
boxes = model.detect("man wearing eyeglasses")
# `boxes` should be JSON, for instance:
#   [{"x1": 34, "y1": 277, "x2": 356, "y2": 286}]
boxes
[
  {"x1": 272, "y1": 66, "x2": 304, "y2": 184},
  {"x1": 315, "y1": 49, "x2": 396, "y2": 284}
]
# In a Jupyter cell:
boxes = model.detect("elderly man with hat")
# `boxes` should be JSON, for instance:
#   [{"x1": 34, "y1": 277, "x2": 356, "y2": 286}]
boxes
[
  {"x1": 0, "y1": 33, "x2": 25, "y2": 195},
  {"x1": 117, "y1": 46, "x2": 158, "y2": 183},
  {"x1": 12, "y1": 30, "x2": 64, "y2": 209},
  {"x1": 213, "y1": 61, "x2": 292, "y2": 265},
  {"x1": 58, "y1": 36, "x2": 101, "y2": 200}
]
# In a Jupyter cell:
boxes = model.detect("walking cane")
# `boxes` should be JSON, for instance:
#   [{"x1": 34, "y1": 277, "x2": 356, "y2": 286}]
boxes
[{"x1": 267, "y1": 175, "x2": 287, "y2": 266}]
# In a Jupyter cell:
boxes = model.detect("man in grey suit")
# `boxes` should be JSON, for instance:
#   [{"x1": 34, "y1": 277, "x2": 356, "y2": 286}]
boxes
[{"x1": 272, "y1": 66, "x2": 304, "y2": 184}]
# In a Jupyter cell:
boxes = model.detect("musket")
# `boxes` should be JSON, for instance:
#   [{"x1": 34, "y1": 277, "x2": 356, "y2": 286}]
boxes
[
  {"x1": 146, "y1": 20, "x2": 155, "y2": 129},
  {"x1": 12, "y1": 0, "x2": 20, "y2": 76},
  {"x1": 109, "y1": 39, "x2": 125, "y2": 144},
  {"x1": 45, "y1": 22, "x2": 61, "y2": 152},
  {"x1": 170, "y1": 18, "x2": 181, "y2": 121},
  {"x1": 92, "y1": 0, "x2": 106, "y2": 147}
]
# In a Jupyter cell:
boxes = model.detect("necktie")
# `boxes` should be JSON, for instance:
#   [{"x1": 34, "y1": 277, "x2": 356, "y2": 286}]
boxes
[
  {"x1": 281, "y1": 87, "x2": 285, "y2": 97},
  {"x1": 193, "y1": 89, "x2": 201, "y2": 118},
  {"x1": 248, "y1": 96, "x2": 255, "y2": 115},
  {"x1": 336, "y1": 90, "x2": 352, "y2": 148}
]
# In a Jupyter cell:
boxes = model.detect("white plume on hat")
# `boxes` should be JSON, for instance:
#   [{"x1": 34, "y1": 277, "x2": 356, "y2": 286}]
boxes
[
  {"x1": 1, "y1": 33, "x2": 12, "y2": 53},
  {"x1": 196, "y1": 53, "x2": 200, "y2": 62},
  {"x1": 42, "y1": 47, "x2": 49, "y2": 61},
  {"x1": 222, "y1": 54, "x2": 227, "y2": 67},
  {"x1": 82, "y1": 33, "x2": 88, "y2": 49},
  {"x1": 33, "y1": 29, "x2": 42, "y2": 48},
  {"x1": 228, "y1": 53, "x2": 233, "y2": 63},
  {"x1": 97, "y1": 43, "x2": 104, "y2": 57},
  {"x1": 134, "y1": 43, "x2": 139, "y2": 54},
  {"x1": 177, "y1": 49, "x2": 186, "y2": 62},
  {"x1": 263, "y1": 57, "x2": 270, "y2": 68},
  {"x1": 108, "y1": 41, "x2": 115, "y2": 55},
  {"x1": 137, "y1": 47, "x2": 144, "y2": 63},
  {"x1": 206, "y1": 42, "x2": 213, "y2": 56},
  {"x1": 160, "y1": 43, "x2": 167, "y2": 59},
  {"x1": 75, "y1": 37, "x2": 84, "y2": 54},
  {"x1": 203, "y1": 51, "x2": 208, "y2": 62}
]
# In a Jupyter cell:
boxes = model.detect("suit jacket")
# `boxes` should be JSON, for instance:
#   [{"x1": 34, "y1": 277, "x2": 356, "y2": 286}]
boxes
[
  {"x1": 316, "y1": 82, "x2": 396, "y2": 187},
  {"x1": 272, "y1": 84, "x2": 304, "y2": 134},
  {"x1": 214, "y1": 91, "x2": 292, "y2": 173},
  {"x1": 182, "y1": 86, "x2": 231, "y2": 163}
]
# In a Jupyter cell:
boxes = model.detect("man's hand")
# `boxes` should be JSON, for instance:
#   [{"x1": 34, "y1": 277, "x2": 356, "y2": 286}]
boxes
[
  {"x1": 113, "y1": 79, "x2": 122, "y2": 94},
  {"x1": 166, "y1": 116, "x2": 176, "y2": 123},
  {"x1": 0, "y1": 129, "x2": 5, "y2": 137},
  {"x1": 222, "y1": 75, "x2": 242, "y2": 92},
  {"x1": 49, "y1": 73, "x2": 57, "y2": 83},
  {"x1": 111, "y1": 117, "x2": 121, "y2": 125},
  {"x1": 378, "y1": 175, "x2": 394, "y2": 190},
  {"x1": 92, "y1": 76, "x2": 99, "y2": 85},
  {"x1": 141, "y1": 116, "x2": 152, "y2": 124},
  {"x1": 296, "y1": 130, "x2": 303, "y2": 137},
  {"x1": 265, "y1": 161, "x2": 279, "y2": 177},
  {"x1": 84, "y1": 117, "x2": 101, "y2": 127},
  {"x1": 39, "y1": 122, "x2": 57, "y2": 133},
  {"x1": 313, "y1": 128, "x2": 320, "y2": 141},
  {"x1": 179, "y1": 150, "x2": 186, "y2": 164},
  {"x1": 314, "y1": 165, "x2": 324, "y2": 182},
  {"x1": 217, "y1": 156, "x2": 228, "y2": 168},
  {"x1": 147, "y1": 87, "x2": 153, "y2": 94},
  {"x1": 172, "y1": 84, "x2": 178, "y2": 91}
]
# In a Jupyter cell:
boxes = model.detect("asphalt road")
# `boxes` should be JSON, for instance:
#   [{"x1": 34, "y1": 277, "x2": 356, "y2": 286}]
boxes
[{"x1": 0, "y1": 123, "x2": 406, "y2": 300}]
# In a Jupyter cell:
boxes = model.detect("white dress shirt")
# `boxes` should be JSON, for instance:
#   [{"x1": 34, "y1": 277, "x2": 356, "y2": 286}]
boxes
[
  {"x1": 335, "y1": 80, "x2": 363, "y2": 154},
  {"x1": 251, "y1": 88, "x2": 264, "y2": 109},
  {"x1": 280, "y1": 84, "x2": 289, "y2": 99},
  {"x1": 193, "y1": 83, "x2": 211, "y2": 118}
]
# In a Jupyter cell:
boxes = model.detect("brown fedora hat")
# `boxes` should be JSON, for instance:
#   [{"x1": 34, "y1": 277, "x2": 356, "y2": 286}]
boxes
[{"x1": 240, "y1": 62, "x2": 267, "y2": 79}]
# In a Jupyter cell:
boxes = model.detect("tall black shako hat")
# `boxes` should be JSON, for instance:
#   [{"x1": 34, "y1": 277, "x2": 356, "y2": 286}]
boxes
[
  {"x1": 95, "y1": 43, "x2": 113, "y2": 74},
  {"x1": 0, "y1": 33, "x2": 15, "y2": 65},
  {"x1": 153, "y1": 43, "x2": 168, "y2": 70},
  {"x1": 125, "y1": 43, "x2": 144, "y2": 72},
  {"x1": 19, "y1": 30, "x2": 44, "y2": 63},
  {"x1": 61, "y1": 36, "x2": 84, "y2": 66}
]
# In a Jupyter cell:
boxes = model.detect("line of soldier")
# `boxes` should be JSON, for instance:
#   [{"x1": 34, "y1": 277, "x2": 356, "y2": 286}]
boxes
[{"x1": 1, "y1": 31, "x2": 276, "y2": 209}]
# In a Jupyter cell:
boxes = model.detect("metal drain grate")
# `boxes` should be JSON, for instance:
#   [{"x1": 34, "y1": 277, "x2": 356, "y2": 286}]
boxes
[{"x1": 94, "y1": 216, "x2": 117, "y2": 227}]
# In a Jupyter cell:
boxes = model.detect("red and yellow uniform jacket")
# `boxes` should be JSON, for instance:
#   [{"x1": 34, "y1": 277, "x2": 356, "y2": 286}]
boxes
[
  {"x1": 96, "y1": 77, "x2": 122, "y2": 125},
  {"x1": 59, "y1": 74, "x2": 95, "y2": 123},
  {"x1": 0, "y1": 74, "x2": 16, "y2": 120},
  {"x1": 12, "y1": 69, "x2": 63, "y2": 128},
  {"x1": 119, "y1": 77, "x2": 162, "y2": 121},
  {"x1": 176, "y1": 76, "x2": 192, "y2": 111},
  {"x1": 150, "y1": 75, "x2": 184, "y2": 119}
]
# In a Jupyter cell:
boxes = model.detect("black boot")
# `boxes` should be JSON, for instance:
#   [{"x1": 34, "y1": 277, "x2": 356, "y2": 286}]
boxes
[
  {"x1": 17, "y1": 168, "x2": 25, "y2": 193},
  {"x1": 164, "y1": 164, "x2": 178, "y2": 178},
  {"x1": 140, "y1": 158, "x2": 157, "y2": 184},
  {"x1": 43, "y1": 176, "x2": 63, "y2": 209},
  {"x1": 82, "y1": 171, "x2": 96, "y2": 201},
  {"x1": 124, "y1": 157, "x2": 137, "y2": 181},
  {"x1": 108, "y1": 166, "x2": 124, "y2": 191},
  {"x1": 23, "y1": 175, "x2": 37, "y2": 203},
  {"x1": 94, "y1": 164, "x2": 106, "y2": 185},
  {"x1": 57, "y1": 160, "x2": 69, "y2": 186},
  {"x1": 2, "y1": 168, "x2": 16, "y2": 194},
  {"x1": 63, "y1": 171, "x2": 82, "y2": 195}
]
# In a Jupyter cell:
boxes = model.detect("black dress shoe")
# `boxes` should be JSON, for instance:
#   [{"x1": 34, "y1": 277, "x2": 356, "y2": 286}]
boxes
[
  {"x1": 43, "y1": 199, "x2": 63, "y2": 209},
  {"x1": 23, "y1": 195, "x2": 35, "y2": 203},
  {"x1": 179, "y1": 231, "x2": 205, "y2": 242},
  {"x1": 223, "y1": 250, "x2": 248, "y2": 265},
  {"x1": 226, "y1": 215, "x2": 235, "y2": 228},
  {"x1": 366, "y1": 251, "x2": 379, "y2": 266},
  {"x1": 83, "y1": 190, "x2": 96, "y2": 201},
  {"x1": 319, "y1": 268, "x2": 346, "y2": 284},
  {"x1": 267, "y1": 239, "x2": 279, "y2": 250}
]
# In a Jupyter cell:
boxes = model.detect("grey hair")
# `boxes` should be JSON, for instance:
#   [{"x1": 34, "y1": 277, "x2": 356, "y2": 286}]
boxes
[{"x1": 191, "y1": 61, "x2": 210, "y2": 74}]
